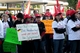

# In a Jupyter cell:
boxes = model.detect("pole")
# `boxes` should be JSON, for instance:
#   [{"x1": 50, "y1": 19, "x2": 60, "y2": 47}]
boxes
[
  {"x1": 22, "y1": 1, "x2": 25, "y2": 13},
  {"x1": 6, "y1": 3, "x2": 9, "y2": 10}
]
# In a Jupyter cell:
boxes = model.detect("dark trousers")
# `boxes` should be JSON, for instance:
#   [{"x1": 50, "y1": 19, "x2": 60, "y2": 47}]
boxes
[
  {"x1": 33, "y1": 40, "x2": 45, "y2": 53},
  {"x1": 53, "y1": 39, "x2": 64, "y2": 53},
  {"x1": 69, "y1": 40, "x2": 80, "y2": 53},
  {"x1": 45, "y1": 34, "x2": 53, "y2": 53},
  {"x1": 0, "y1": 39, "x2": 3, "y2": 53},
  {"x1": 22, "y1": 41, "x2": 34, "y2": 53},
  {"x1": 17, "y1": 45, "x2": 23, "y2": 53},
  {"x1": 63, "y1": 35, "x2": 70, "y2": 53}
]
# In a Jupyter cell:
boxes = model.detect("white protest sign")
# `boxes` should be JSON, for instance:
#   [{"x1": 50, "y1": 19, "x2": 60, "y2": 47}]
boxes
[{"x1": 16, "y1": 23, "x2": 41, "y2": 41}]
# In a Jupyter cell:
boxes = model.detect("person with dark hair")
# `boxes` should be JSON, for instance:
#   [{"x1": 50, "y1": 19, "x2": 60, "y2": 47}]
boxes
[
  {"x1": 52, "y1": 13, "x2": 66, "y2": 53},
  {"x1": 33, "y1": 14, "x2": 46, "y2": 53},
  {"x1": 22, "y1": 15, "x2": 34, "y2": 53},
  {"x1": 33, "y1": 10, "x2": 37, "y2": 14},
  {"x1": 23, "y1": 14, "x2": 32, "y2": 23},
  {"x1": 63, "y1": 9, "x2": 76, "y2": 53},
  {"x1": 13, "y1": 13, "x2": 23, "y2": 27},
  {"x1": 46, "y1": 9, "x2": 49, "y2": 11},
  {"x1": 8, "y1": 14, "x2": 14, "y2": 27},
  {"x1": 43, "y1": 9, "x2": 53, "y2": 20},
  {"x1": 75, "y1": 11, "x2": 80, "y2": 53},
  {"x1": 67, "y1": 11, "x2": 80, "y2": 53},
  {"x1": 42, "y1": 9, "x2": 53, "y2": 53},
  {"x1": 13, "y1": 13, "x2": 23, "y2": 53}
]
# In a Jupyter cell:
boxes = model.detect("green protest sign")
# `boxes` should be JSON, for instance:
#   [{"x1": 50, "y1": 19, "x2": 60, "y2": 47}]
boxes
[
  {"x1": 5, "y1": 28, "x2": 21, "y2": 45},
  {"x1": 3, "y1": 42, "x2": 16, "y2": 52}
]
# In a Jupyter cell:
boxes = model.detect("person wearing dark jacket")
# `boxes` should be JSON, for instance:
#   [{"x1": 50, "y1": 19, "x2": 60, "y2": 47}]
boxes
[
  {"x1": 22, "y1": 15, "x2": 34, "y2": 53},
  {"x1": 8, "y1": 14, "x2": 14, "y2": 26},
  {"x1": 43, "y1": 9, "x2": 53, "y2": 53},
  {"x1": 33, "y1": 14, "x2": 46, "y2": 53},
  {"x1": 52, "y1": 13, "x2": 66, "y2": 53},
  {"x1": 13, "y1": 13, "x2": 23, "y2": 53}
]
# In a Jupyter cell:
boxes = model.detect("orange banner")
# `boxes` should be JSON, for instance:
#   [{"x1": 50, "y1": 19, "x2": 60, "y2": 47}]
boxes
[{"x1": 41, "y1": 20, "x2": 54, "y2": 34}]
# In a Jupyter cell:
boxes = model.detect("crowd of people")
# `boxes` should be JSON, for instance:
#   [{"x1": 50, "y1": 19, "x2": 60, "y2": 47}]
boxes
[{"x1": 0, "y1": 9, "x2": 80, "y2": 53}]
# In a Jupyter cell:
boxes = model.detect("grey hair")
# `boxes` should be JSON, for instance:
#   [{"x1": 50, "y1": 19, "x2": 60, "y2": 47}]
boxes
[{"x1": 2, "y1": 14, "x2": 9, "y2": 18}]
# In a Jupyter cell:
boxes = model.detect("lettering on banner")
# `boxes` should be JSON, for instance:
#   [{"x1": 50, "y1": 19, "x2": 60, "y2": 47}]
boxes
[{"x1": 16, "y1": 24, "x2": 41, "y2": 41}]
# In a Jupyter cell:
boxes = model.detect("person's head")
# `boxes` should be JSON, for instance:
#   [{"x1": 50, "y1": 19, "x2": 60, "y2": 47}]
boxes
[
  {"x1": 35, "y1": 14, "x2": 41, "y2": 22},
  {"x1": 55, "y1": 13, "x2": 62, "y2": 21},
  {"x1": 33, "y1": 10, "x2": 37, "y2": 14},
  {"x1": 75, "y1": 11, "x2": 79, "y2": 18},
  {"x1": 2, "y1": 14, "x2": 9, "y2": 21},
  {"x1": 24, "y1": 15, "x2": 32, "y2": 23},
  {"x1": 31, "y1": 16, "x2": 34, "y2": 23},
  {"x1": 41, "y1": 13, "x2": 44, "y2": 17},
  {"x1": 45, "y1": 11, "x2": 51, "y2": 20},
  {"x1": 46, "y1": 9, "x2": 50, "y2": 12},
  {"x1": 66, "y1": 10, "x2": 70, "y2": 17},
  {"x1": 66, "y1": 9, "x2": 76, "y2": 17},
  {"x1": 76, "y1": 11, "x2": 80, "y2": 20},
  {"x1": 17, "y1": 13, "x2": 23, "y2": 21},
  {"x1": 69, "y1": 11, "x2": 77, "y2": 22}
]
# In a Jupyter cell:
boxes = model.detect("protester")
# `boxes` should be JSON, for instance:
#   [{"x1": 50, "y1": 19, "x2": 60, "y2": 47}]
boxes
[
  {"x1": 63, "y1": 9, "x2": 76, "y2": 53},
  {"x1": 67, "y1": 10, "x2": 80, "y2": 53},
  {"x1": 0, "y1": 15, "x2": 4, "y2": 53},
  {"x1": 13, "y1": 13, "x2": 23, "y2": 27},
  {"x1": 43, "y1": 9, "x2": 53, "y2": 20},
  {"x1": 8, "y1": 14, "x2": 14, "y2": 26},
  {"x1": 42, "y1": 9, "x2": 53, "y2": 53},
  {"x1": 2, "y1": 14, "x2": 13, "y2": 37},
  {"x1": 33, "y1": 13, "x2": 46, "y2": 53},
  {"x1": 22, "y1": 14, "x2": 34, "y2": 53},
  {"x1": 13, "y1": 13, "x2": 23, "y2": 53},
  {"x1": 52, "y1": 13, "x2": 66, "y2": 53},
  {"x1": 2, "y1": 14, "x2": 13, "y2": 53}
]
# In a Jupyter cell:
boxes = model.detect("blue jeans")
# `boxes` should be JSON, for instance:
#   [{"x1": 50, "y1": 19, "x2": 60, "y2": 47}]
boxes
[
  {"x1": 69, "y1": 40, "x2": 80, "y2": 53},
  {"x1": 53, "y1": 39, "x2": 64, "y2": 53}
]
